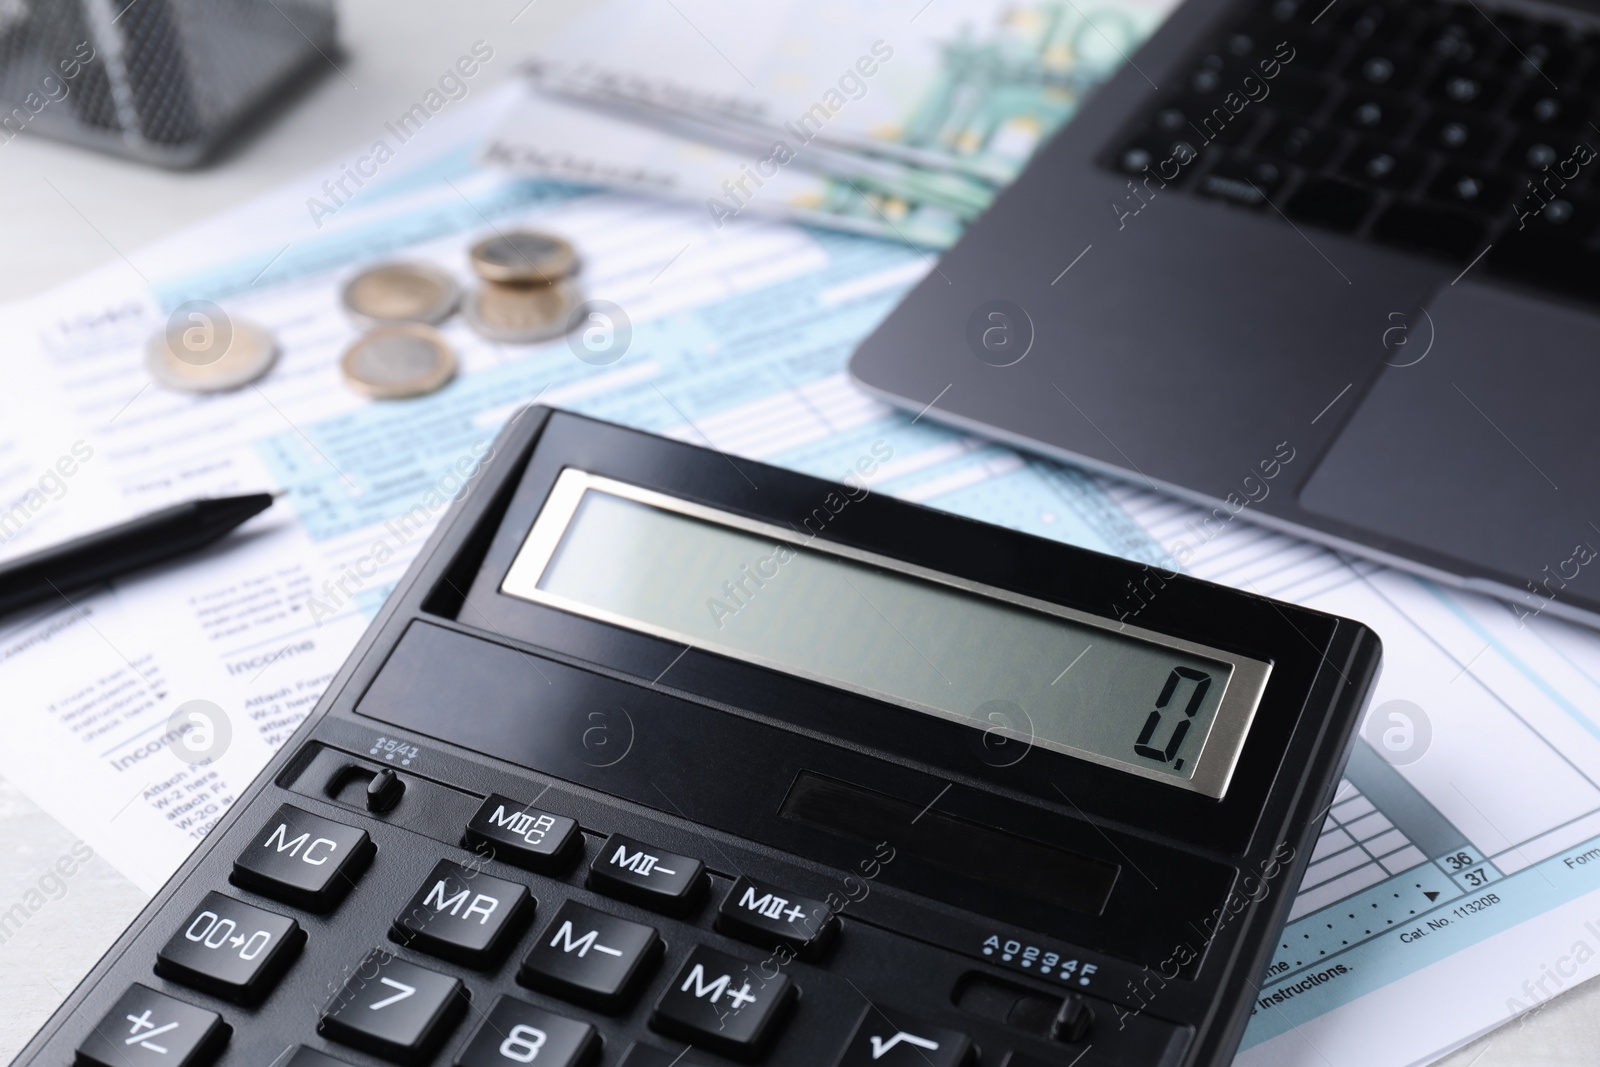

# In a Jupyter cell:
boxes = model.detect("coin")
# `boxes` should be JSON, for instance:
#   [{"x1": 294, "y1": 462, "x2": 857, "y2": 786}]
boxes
[
  {"x1": 469, "y1": 230, "x2": 578, "y2": 284},
  {"x1": 462, "y1": 279, "x2": 579, "y2": 344},
  {"x1": 341, "y1": 324, "x2": 458, "y2": 399},
  {"x1": 146, "y1": 317, "x2": 278, "y2": 393},
  {"x1": 341, "y1": 262, "x2": 460, "y2": 328}
]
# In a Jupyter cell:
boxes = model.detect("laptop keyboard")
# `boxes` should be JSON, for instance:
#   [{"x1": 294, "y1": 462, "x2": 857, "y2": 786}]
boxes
[{"x1": 1108, "y1": 0, "x2": 1600, "y2": 298}]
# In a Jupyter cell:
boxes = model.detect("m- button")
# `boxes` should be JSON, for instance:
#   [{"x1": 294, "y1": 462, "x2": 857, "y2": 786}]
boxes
[
  {"x1": 587, "y1": 833, "x2": 704, "y2": 914},
  {"x1": 231, "y1": 804, "x2": 373, "y2": 912},
  {"x1": 518, "y1": 900, "x2": 661, "y2": 1011}
]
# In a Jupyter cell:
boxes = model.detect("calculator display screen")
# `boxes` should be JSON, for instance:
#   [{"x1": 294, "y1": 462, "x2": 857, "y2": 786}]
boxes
[{"x1": 502, "y1": 471, "x2": 1270, "y2": 797}]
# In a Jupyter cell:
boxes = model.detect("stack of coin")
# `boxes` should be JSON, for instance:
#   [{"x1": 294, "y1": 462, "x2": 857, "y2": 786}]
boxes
[{"x1": 462, "y1": 230, "x2": 581, "y2": 344}]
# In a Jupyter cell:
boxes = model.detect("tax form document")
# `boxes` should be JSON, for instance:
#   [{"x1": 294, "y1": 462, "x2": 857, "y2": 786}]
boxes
[{"x1": 1, "y1": 81, "x2": 1599, "y2": 1067}]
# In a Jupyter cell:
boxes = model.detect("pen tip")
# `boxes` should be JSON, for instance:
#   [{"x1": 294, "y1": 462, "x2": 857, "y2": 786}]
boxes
[{"x1": 270, "y1": 490, "x2": 289, "y2": 500}]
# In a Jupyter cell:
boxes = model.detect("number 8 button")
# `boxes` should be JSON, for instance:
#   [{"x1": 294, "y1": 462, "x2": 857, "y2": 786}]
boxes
[
  {"x1": 455, "y1": 996, "x2": 601, "y2": 1067},
  {"x1": 155, "y1": 892, "x2": 304, "y2": 1004}
]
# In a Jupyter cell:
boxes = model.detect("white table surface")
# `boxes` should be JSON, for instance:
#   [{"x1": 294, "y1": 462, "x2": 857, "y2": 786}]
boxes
[{"x1": 0, "y1": 1, "x2": 1592, "y2": 1062}]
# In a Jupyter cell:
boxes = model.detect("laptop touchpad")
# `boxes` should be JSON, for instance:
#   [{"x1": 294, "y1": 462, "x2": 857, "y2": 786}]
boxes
[{"x1": 1300, "y1": 282, "x2": 1600, "y2": 599}]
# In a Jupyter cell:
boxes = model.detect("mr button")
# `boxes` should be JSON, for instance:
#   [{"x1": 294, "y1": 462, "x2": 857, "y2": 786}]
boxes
[
  {"x1": 651, "y1": 946, "x2": 794, "y2": 1060},
  {"x1": 588, "y1": 833, "x2": 704, "y2": 914},
  {"x1": 232, "y1": 804, "x2": 373, "y2": 912},
  {"x1": 391, "y1": 859, "x2": 532, "y2": 967}
]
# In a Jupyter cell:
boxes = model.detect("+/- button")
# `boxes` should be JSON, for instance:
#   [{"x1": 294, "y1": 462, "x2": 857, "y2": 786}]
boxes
[
  {"x1": 155, "y1": 892, "x2": 303, "y2": 1004},
  {"x1": 320, "y1": 948, "x2": 467, "y2": 1064},
  {"x1": 834, "y1": 1007, "x2": 973, "y2": 1067},
  {"x1": 716, "y1": 876, "x2": 836, "y2": 959},
  {"x1": 367, "y1": 769, "x2": 405, "y2": 812},
  {"x1": 650, "y1": 946, "x2": 794, "y2": 1060},
  {"x1": 588, "y1": 833, "x2": 704, "y2": 914},
  {"x1": 231, "y1": 803, "x2": 373, "y2": 912},
  {"x1": 391, "y1": 859, "x2": 532, "y2": 967},
  {"x1": 76, "y1": 984, "x2": 230, "y2": 1067}
]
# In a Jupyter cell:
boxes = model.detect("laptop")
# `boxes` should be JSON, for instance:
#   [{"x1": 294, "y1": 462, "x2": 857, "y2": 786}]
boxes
[{"x1": 849, "y1": 0, "x2": 1600, "y2": 629}]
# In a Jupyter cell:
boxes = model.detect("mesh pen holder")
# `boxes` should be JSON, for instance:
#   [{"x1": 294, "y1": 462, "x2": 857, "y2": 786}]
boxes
[{"x1": 0, "y1": 0, "x2": 336, "y2": 167}]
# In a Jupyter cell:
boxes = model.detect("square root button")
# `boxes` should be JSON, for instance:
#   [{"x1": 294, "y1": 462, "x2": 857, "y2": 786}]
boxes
[
  {"x1": 835, "y1": 1008, "x2": 973, "y2": 1067},
  {"x1": 650, "y1": 946, "x2": 794, "y2": 1061},
  {"x1": 588, "y1": 833, "x2": 704, "y2": 914},
  {"x1": 231, "y1": 803, "x2": 373, "y2": 912}
]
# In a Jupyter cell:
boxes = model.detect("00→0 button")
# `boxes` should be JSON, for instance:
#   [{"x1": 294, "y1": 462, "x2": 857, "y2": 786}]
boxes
[
  {"x1": 231, "y1": 803, "x2": 374, "y2": 912},
  {"x1": 155, "y1": 892, "x2": 303, "y2": 1004}
]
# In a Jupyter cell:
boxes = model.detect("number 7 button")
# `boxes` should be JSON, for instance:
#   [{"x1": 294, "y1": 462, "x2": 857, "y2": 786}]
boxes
[{"x1": 320, "y1": 948, "x2": 467, "y2": 1065}]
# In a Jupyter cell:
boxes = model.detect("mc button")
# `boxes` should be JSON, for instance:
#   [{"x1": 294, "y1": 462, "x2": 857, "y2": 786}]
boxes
[{"x1": 231, "y1": 804, "x2": 373, "y2": 912}]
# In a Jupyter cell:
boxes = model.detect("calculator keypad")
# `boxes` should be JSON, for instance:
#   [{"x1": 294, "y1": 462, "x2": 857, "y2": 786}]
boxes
[
  {"x1": 465, "y1": 794, "x2": 581, "y2": 872},
  {"x1": 392, "y1": 860, "x2": 533, "y2": 968},
  {"x1": 65, "y1": 783, "x2": 1057, "y2": 1067},
  {"x1": 454, "y1": 996, "x2": 601, "y2": 1067},
  {"x1": 650, "y1": 945, "x2": 795, "y2": 1058},
  {"x1": 76, "y1": 984, "x2": 229, "y2": 1067},
  {"x1": 588, "y1": 833, "x2": 705, "y2": 914},
  {"x1": 518, "y1": 900, "x2": 662, "y2": 1011},
  {"x1": 155, "y1": 892, "x2": 302, "y2": 1004},
  {"x1": 319, "y1": 948, "x2": 468, "y2": 1064},
  {"x1": 231, "y1": 804, "x2": 373, "y2": 912}
]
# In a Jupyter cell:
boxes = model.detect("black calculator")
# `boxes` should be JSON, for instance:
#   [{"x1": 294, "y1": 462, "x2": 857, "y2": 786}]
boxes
[{"x1": 19, "y1": 407, "x2": 1381, "y2": 1067}]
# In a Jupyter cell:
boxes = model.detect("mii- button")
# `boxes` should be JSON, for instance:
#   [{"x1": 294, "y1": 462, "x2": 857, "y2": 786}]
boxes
[
  {"x1": 588, "y1": 833, "x2": 705, "y2": 915},
  {"x1": 231, "y1": 803, "x2": 374, "y2": 912}
]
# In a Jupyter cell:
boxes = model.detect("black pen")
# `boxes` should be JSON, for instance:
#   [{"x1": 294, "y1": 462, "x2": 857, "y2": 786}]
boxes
[{"x1": 0, "y1": 493, "x2": 280, "y2": 617}]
